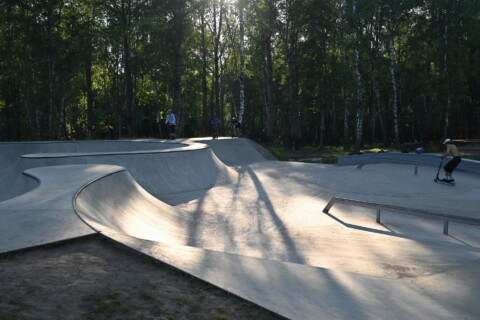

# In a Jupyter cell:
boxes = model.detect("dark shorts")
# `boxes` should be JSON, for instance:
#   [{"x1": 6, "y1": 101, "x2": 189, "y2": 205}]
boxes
[
  {"x1": 169, "y1": 124, "x2": 176, "y2": 133},
  {"x1": 445, "y1": 157, "x2": 461, "y2": 173}
]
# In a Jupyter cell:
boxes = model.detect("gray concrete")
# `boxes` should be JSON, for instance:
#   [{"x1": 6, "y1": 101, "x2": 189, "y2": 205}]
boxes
[
  {"x1": 1, "y1": 138, "x2": 479, "y2": 319},
  {"x1": 0, "y1": 164, "x2": 124, "y2": 252}
]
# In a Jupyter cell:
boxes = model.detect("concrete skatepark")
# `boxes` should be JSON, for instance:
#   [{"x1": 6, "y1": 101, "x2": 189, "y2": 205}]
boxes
[{"x1": 1, "y1": 138, "x2": 479, "y2": 319}]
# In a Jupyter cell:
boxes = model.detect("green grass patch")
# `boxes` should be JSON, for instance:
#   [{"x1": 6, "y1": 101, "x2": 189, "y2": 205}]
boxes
[
  {"x1": 82, "y1": 292, "x2": 131, "y2": 318},
  {"x1": 138, "y1": 289, "x2": 154, "y2": 301},
  {"x1": 463, "y1": 154, "x2": 480, "y2": 161},
  {"x1": 0, "y1": 313, "x2": 38, "y2": 320},
  {"x1": 171, "y1": 294, "x2": 189, "y2": 306},
  {"x1": 211, "y1": 315, "x2": 231, "y2": 320},
  {"x1": 208, "y1": 305, "x2": 226, "y2": 313},
  {"x1": 265, "y1": 144, "x2": 346, "y2": 164},
  {"x1": 266, "y1": 146, "x2": 289, "y2": 161},
  {"x1": 321, "y1": 155, "x2": 338, "y2": 164}
]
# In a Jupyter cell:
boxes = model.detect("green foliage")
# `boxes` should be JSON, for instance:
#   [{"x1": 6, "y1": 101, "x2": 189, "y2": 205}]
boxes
[
  {"x1": 266, "y1": 146, "x2": 290, "y2": 161},
  {"x1": 463, "y1": 154, "x2": 480, "y2": 161},
  {"x1": 0, "y1": 313, "x2": 37, "y2": 320},
  {"x1": 0, "y1": 0, "x2": 479, "y2": 142}
]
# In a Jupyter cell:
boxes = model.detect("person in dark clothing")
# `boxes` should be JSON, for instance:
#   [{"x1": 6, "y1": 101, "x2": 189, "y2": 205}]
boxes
[
  {"x1": 231, "y1": 116, "x2": 241, "y2": 138},
  {"x1": 212, "y1": 115, "x2": 220, "y2": 139}
]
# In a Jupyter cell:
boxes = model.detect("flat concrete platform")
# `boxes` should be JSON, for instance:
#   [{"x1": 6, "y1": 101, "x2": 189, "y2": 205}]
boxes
[{"x1": 1, "y1": 138, "x2": 479, "y2": 319}]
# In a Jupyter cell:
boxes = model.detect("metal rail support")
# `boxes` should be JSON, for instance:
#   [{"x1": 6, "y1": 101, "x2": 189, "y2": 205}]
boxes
[
  {"x1": 323, "y1": 197, "x2": 480, "y2": 235},
  {"x1": 357, "y1": 157, "x2": 435, "y2": 175}
]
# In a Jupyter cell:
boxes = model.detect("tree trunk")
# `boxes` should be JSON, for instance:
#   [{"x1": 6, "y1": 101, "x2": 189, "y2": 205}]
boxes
[
  {"x1": 86, "y1": 55, "x2": 94, "y2": 139},
  {"x1": 389, "y1": 36, "x2": 400, "y2": 145},
  {"x1": 319, "y1": 112, "x2": 325, "y2": 149},
  {"x1": 172, "y1": 4, "x2": 185, "y2": 137},
  {"x1": 263, "y1": 37, "x2": 274, "y2": 139},
  {"x1": 443, "y1": 24, "x2": 451, "y2": 138},
  {"x1": 340, "y1": 0, "x2": 349, "y2": 150},
  {"x1": 238, "y1": 0, "x2": 245, "y2": 124},
  {"x1": 47, "y1": 58, "x2": 56, "y2": 140},
  {"x1": 353, "y1": 0, "x2": 364, "y2": 152},
  {"x1": 287, "y1": 42, "x2": 301, "y2": 149},
  {"x1": 124, "y1": 33, "x2": 135, "y2": 137},
  {"x1": 284, "y1": 0, "x2": 301, "y2": 150},
  {"x1": 212, "y1": 1, "x2": 224, "y2": 117},
  {"x1": 201, "y1": 9, "x2": 208, "y2": 134},
  {"x1": 373, "y1": 72, "x2": 387, "y2": 145},
  {"x1": 58, "y1": 90, "x2": 66, "y2": 139}
]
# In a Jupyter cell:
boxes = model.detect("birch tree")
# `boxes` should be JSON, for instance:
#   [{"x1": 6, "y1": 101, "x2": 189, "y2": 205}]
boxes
[{"x1": 238, "y1": 0, "x2": 245, "y2": 124}]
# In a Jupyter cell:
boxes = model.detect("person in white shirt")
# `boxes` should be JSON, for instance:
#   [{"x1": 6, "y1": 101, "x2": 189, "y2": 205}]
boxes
[
  {"x1": 442, "y1": 138, "x2": 461, "y2": 182},
  {"x1": 165, "y1": 109, "x2": 176, "y2": 140}
]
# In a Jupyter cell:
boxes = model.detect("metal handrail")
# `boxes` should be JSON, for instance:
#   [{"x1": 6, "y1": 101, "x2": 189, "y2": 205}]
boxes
[
  {"x1": 356, "y1": 155, "x2": 480, "y2": 176},
  {"x1": 356, "y1": 157, "x2": 437, "y2": 175},
  {"x1": 323, "y1": 197, "x2": 480, "y2": 235}
]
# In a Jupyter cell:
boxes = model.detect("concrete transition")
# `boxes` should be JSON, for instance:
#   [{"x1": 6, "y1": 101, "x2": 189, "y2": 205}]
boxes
[{"x1": 1, "y1": 137, "x2": 479, "y2": 319}]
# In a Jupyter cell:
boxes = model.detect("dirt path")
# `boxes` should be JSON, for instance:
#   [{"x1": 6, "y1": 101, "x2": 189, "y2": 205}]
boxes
[{"x1": 0, "y1": 235, "x2": 281, "y2": 320}]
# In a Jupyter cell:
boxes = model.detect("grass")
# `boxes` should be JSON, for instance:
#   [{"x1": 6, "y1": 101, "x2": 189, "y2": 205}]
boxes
[
  {"x1": 0, "y1": 314, "x2": 38, "y2": 320},
  {"x1": 138, "y1": 289, "x2": 155, "y2": 301},
  {"x1": 82, "y1": 292, "x2": 132, "y2": 318},
  {"x1": 266, "y1": 146, "x2": 289, "y2": 161},
  {"x1": 463, "y1": 154, "x2": 480, "y2": 161},
  {"x1": 265, "y1": 144, "x2": 346, "y2": 164}
]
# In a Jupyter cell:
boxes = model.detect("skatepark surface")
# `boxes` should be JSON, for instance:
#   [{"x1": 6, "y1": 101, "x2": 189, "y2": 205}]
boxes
[{"x1": 1, "y1": 138, "x2": 479, "y2": 319}]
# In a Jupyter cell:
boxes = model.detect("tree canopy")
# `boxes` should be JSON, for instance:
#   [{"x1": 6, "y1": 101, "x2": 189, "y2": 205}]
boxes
[{"x1": 1, "y1": 0, "x2": 479, "y2": 150}]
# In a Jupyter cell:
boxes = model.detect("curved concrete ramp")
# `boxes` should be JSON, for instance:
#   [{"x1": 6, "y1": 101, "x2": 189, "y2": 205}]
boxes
[
  {"x1": 75, "y1": 170, "x2": 200, "y2": 245},
  {"x1": 0, "y1": 140, "x2": 182, "y2": 201},
  {"x1": 192, "y1": 137, "x2": 273, "y2": 166},
  {"x1": 0, "y1": 164, "x2": 124, "y2": 252},
  {"x1": 74, "y1": 169, "x2": 458, "y2": 320},
  {"x1": 1, "y1": 138, "x2": 479, "y2": 319},
  {"x1": 0, "y1": 139, "x2": 237, "y2": 201},
  {"x1": 103, "y1": 231, "x2": 457, "y2": 320}
]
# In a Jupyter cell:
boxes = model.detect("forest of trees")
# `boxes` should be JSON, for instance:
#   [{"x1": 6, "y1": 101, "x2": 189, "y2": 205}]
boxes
[{"x1": 1, "y1": 0, "x2": 479, "y2": 150}]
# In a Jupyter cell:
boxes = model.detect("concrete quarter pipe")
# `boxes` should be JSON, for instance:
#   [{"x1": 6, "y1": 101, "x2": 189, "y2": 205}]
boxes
[{"x1": 1, "y1": 138, "x2": 479, "y2": 319}]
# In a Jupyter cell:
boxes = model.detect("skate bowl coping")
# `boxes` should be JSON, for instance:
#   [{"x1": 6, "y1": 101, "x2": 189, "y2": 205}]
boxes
[
  {"x1": 323, "y1": 197, "x2": 480, "y2": 235},
  {"x1": 0, "y1": 140, "x2": 211, "y2": 202}
]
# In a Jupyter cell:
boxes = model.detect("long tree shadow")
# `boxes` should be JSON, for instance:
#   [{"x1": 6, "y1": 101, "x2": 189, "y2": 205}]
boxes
[{"x1": 242, "y1": 165, "x2": 306, "y2": 265}]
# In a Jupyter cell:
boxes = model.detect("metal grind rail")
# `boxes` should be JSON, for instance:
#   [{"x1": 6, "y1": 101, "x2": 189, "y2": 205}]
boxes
[
  {"x1": 356, "y1": 157, "x2": 435, "y2": 175},
  {"x1": 356, "y1": 155, "x2": 480, "y2": 176},
  {"x1": 323, "y1": 197, "x2": 480, "y2": 235}
]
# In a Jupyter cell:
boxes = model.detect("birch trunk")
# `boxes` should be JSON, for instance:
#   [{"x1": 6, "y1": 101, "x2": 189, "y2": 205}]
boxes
[
  {"x1": 389, "y1": 36, "x2": 400, "y2": 145},
  {"x1": 124, "y1": 33, "x2": 135, "y2": 137},
  {"x1": 238, "y1": 0, "x2": 245, "y2": 124},
  {"x1": 86, "y1": 55, "x2": 94, "y2": 139},
  {"x1": 212, "y1": 1, "x2": 224, "y2": 117},
  {"x1": 443, "y1": 24, "x2": 450, "y2": 138}
]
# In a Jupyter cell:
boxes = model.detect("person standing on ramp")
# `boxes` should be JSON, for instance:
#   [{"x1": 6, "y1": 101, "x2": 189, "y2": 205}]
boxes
[
  {"x1": 165, "y1": 109, "x2": 176, "y2": 140},
  {"x1": 212, "y1": 114, "x2": 220, "y2": 139},
  {"x1": 441, "y1": 138, "x2": 461, "y2": 183}
]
